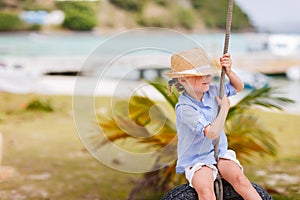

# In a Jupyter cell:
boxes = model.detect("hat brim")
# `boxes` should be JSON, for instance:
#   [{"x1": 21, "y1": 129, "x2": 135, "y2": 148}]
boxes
[{"x1": 165, "y1": 66, "x2": 220, "y2": 78}]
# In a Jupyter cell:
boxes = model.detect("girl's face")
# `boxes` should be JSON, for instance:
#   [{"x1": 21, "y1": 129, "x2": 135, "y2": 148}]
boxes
[{"x1": 179, "y1": 75, "x2": 211, "y2": 98}]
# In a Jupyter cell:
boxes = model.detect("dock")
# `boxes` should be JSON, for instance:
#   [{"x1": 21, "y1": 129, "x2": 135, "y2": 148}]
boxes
[{"x1": 235, "y1": 53, "x2": 300, "y2": 76}]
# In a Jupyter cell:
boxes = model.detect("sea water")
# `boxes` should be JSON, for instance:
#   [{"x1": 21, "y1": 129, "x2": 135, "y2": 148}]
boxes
[{"x1": 0, "y1": 31, "x2": 299, "y2": 114}]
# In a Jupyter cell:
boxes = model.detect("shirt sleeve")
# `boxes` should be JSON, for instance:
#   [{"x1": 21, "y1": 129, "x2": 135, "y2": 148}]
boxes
[
  {"x1": 176, "y1": 104, "x2": 210, "y2": 137},
  {"x1": 224, "y1": 82, "x2": 237, "y2": 97}
]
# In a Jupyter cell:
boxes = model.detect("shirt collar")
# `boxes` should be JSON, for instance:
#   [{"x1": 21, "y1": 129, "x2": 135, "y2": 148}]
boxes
[{"x1": 183, "y1": 91, "x2": 211, "y2": 108}]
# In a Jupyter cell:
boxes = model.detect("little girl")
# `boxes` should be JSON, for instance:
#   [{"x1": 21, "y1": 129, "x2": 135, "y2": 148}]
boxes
[{"x1": 166, "y1": 48, "x2": 262, "y2": 200}]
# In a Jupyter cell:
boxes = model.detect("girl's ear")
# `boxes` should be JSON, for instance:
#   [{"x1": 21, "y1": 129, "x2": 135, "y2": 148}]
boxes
[{"x1": 178, "y1": 77, "x2": 186, "y2": 84}]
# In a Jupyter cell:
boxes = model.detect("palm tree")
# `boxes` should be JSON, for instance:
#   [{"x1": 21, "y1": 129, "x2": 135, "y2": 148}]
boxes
[{"x1": 95, "y1": 79, "x2": 294, "y2": 199}]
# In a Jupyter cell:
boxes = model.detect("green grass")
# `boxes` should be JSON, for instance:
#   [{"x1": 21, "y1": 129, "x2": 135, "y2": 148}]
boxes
[
  {"x1": 0, "y1": 94, "x2": 299, "y2": 199},
  {"x1": 0, "y1": 94, "x2": 138, "y2": 200},
  {"x1": 243, "y1": 110, "x2": 300, "y2": 200}
]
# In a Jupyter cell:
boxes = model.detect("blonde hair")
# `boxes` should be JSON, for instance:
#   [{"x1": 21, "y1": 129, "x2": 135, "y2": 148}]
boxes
[{"x1": 168, "y1": 78, "x2": 184, "y2": 95}]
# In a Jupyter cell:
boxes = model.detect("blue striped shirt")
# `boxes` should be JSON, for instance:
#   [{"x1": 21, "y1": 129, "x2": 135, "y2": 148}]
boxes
[{"x1": 175, "y1": 82, "x2": 236, "y2": 174}]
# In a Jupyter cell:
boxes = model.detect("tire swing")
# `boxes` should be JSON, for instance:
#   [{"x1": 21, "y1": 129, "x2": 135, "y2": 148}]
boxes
[
  {"x1": 161, "y1": 180, "x2": 272, "y2": 200},
  {"x1": 161, "y1": 1, "x2": 272, "y2": 199}
]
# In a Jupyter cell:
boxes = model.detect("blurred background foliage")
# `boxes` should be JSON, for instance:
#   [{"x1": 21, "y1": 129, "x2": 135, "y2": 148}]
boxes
[
  {"x1": 0, "y1": 12, "x2": 24, "y2": 31},
  {"x1": 25, "y1": 98, "x2": 54, "y2": 112},
  {"x1": 0, "y1": 0, "x2": 253, "y2": 32},
  {"x1": 56, "y1": 1, "x2": 98, "y2": 31}
]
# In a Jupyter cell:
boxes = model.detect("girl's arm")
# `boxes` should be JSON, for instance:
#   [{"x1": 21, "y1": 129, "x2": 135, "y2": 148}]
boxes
[
  {"x1": 204, "y1": 96, "x2": 230, "y2": 139},
  {"x1": 220, "y1": 53, "x2": 244, "y2": 93}
]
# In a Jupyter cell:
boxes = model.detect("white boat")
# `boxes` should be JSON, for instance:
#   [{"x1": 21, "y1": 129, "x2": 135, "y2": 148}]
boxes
[
  {"x1": 268, "y1": 34, "x2": 300, "y2": 56},
  {"x1": 286, "y1": 66, "x2": 300, "y2": 81},
  {"x1": 0, "y1": 62, "x2": 41, "y2": 94},
  {"x1": 247, "y1": 34, "x2": 300, "y2": 57}
]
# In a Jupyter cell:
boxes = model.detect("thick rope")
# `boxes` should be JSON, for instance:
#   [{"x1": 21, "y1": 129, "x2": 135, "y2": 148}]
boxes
[
  {"x1": 214, "y1": 0, "x2": 234, "y2": 199},
  {"x1": 214, "y1": 0, "x2": 234, "y2": 161}
]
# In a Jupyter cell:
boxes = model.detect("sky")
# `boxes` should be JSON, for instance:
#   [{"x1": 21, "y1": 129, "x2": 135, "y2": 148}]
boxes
[{"x1": 234, "y1": 0, "x2": 300, "y2": 33}]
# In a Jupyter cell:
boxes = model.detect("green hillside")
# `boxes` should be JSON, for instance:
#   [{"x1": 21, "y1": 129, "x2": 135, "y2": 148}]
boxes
[{"x1": 0, "y1": 0, "x2": 254, "y2": 32}]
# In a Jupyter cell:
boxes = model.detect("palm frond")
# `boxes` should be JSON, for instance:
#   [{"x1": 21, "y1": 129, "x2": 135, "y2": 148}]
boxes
[
  {"x1": 226, "y1": 114, "x2": 278, "y2": 163},
  {"x1": 96, "y1": 95, "x2": 177, "y2": 152},
  {"x1": 228, "y1": 87, "x2": 294, "y2": 120},
  {"x1": 148, "y1": 80, "x2": 179, "y2": 108}
]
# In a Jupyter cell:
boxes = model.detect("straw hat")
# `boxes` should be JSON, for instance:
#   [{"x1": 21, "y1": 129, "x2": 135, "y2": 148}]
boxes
[{"x1": 165, "y1": 48, "x2": 220, "y2": 78}]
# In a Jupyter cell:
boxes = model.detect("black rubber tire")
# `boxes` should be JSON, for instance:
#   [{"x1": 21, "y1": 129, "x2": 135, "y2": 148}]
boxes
[{"x1": 161, "y1": 179, "x2": 272, "y2": 200}]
